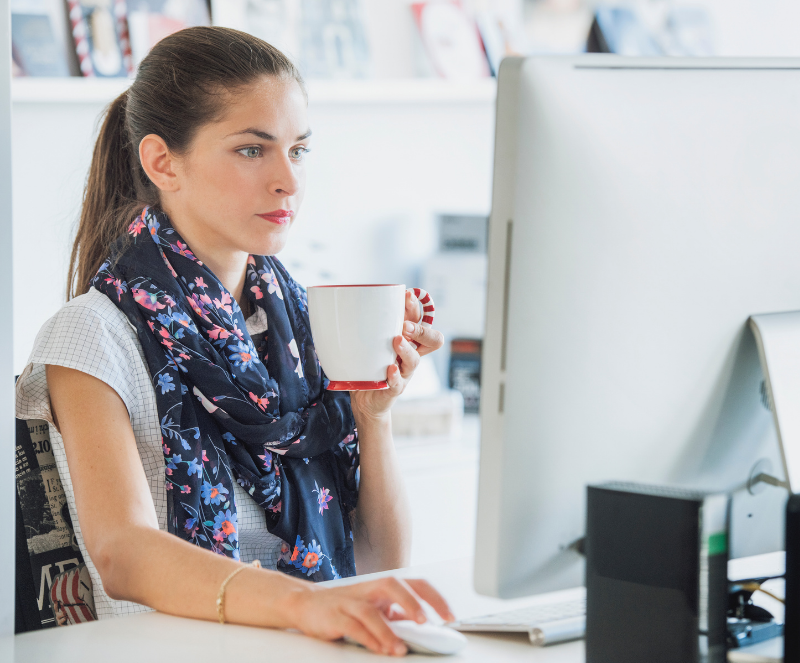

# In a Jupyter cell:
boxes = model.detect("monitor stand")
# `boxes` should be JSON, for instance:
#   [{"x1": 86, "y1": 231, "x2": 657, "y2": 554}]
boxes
[{"x1": 750, "y1": 312, "x2": 800, "y2": 493}]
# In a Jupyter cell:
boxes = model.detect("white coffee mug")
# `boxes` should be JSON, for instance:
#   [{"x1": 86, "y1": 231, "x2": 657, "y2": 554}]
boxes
[{"x1": 307, "y1": 284, "x2": 435, "y2": 391}]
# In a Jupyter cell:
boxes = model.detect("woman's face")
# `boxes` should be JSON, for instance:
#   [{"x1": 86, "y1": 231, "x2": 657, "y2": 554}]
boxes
[{"x1": 166, "y1": 76, "x2": 310, "y2": 258}]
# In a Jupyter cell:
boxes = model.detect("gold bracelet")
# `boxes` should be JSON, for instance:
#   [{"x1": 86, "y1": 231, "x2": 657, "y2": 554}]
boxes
[{"x1": 216, "y1": 559, "x2": 261, "y2": 624}]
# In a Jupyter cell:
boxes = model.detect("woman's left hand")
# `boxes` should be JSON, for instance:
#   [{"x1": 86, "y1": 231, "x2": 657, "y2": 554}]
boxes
[{"x1": 350, "y1": 290, "x2": 444, "y2": 421}]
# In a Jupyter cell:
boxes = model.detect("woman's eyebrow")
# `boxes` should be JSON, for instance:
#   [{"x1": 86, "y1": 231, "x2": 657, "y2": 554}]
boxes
[{"x1": 227, "y1": 128, "x2": 313, "y2": 141}]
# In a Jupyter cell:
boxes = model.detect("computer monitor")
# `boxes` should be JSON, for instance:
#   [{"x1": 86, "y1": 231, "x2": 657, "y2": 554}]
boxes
[{"x1": 475, "y1": 56, "x2": 800, "y2": 599}]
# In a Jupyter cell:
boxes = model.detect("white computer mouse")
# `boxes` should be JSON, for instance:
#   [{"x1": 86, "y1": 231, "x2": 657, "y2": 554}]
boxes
[{"x1": 388, "y1": 620, "x2": 468, "y2": 655}]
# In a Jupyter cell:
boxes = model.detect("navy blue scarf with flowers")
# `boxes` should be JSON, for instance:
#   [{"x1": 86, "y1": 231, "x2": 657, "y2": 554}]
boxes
[{"x1": 92, "y1": 207, "x2": 359, "y2": 580}]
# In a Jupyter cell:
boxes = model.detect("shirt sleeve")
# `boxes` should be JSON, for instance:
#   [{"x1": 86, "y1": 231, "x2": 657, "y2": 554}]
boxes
[{"x1": 16, "y1": 294, "x2": 143, "y2": 428}]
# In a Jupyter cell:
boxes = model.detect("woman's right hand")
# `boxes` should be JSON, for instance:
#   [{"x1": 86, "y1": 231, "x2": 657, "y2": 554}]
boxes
[{"x1": 287, "y1": 577, "x2": 456, "y2": 656}]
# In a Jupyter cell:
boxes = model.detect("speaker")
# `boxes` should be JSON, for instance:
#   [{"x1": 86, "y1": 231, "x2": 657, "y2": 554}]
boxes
[
  {"x1": 586, "y1": 482, "x2": 730, "y2": 663},
  {"x1": 786, "y1": 493, "x2": 800, "y2": 662}
]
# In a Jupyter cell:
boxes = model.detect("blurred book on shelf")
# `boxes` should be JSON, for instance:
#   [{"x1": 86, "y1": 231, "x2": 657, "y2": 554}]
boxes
[
  {"x1": 411, "y1": 1, "x2": 489, "y2": 80},
  {"x1": 67, "y1": 0, "x2": 133, "y2": 77},
  {"x1": 587, "y1": 4, "x2": 713, "y2": 56},
  {"x1": 212, "y1": 0, "x2": 370, "y2": 78},
  {"x1": 211, "y1": 0, "x2": 300, "y2": 61},
  {"x1": 127, "y1": 0, "x2": 210, "y2": 68},
  {"x1": 299, "y1": 0, "x2": 370, "y2": 78},
  {"x1": 11, "y1": 0, "x2": 77, "y2": 76},
  {"x1": 449, "y1": 338, "x2": 481, "y2": 414},
  {"x1": 472, "y1": 0, "x2": 527, "y2": 76}
]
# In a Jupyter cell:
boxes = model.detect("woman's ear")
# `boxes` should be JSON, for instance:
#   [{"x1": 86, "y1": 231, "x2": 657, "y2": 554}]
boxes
[{"x1": 139, "y1": 134, "x2": 180, "y2": 192}]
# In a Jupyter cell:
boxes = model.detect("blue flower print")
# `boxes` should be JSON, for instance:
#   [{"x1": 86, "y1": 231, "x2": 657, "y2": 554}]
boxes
[
  {"x1": 299, "y1": 540, "x2": 323, "y2": 575},
  {"x1": 227, "y1": 340, "x2": 260, "y2": 372},
  {"x1": 156, "y1": 313, "x2": 172, "y2": 326},
  {"x1": 172, "y1": 311, "x2": 195, "y2": 330},
  {"x1": 290, "y1": 534, "x2": 306, "y2": 569},
  {"x1": 186, "y1": 457, "x2": 202, "y2": 477},
  {"x1": 222, "y1": 432, "x2": 237, "y2": 445},
  {"x1": 167, "y1": 454, "x2": 181, "y2": 470},
  {"x1": 201, "y1": 481, "x2": 228, "y2": 506},
  {"x1": 156, "y1": 373, "x2": 175, "y2": 394},
  {"x1": 213, "y1": 509, "x2": 238, "y2": 544}
]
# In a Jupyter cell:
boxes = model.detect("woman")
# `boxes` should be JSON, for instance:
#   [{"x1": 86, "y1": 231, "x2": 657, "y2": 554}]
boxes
[{"x1": 15, "y1": 26, "x2": 450, "y2": 656}]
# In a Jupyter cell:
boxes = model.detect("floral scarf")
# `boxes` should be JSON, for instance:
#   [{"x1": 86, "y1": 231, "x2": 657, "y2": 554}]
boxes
[{"x1": 92, "y1": 207, "x2": 359, "y2": 580}]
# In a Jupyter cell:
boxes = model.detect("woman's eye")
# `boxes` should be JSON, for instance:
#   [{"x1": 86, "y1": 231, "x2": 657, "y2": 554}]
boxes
[
  {"x1": 237, "y1": 146, "x2": 262, "y2": 159},
  {"x1": 290, "y1": 146, "x2": 309, "y2": 161}
]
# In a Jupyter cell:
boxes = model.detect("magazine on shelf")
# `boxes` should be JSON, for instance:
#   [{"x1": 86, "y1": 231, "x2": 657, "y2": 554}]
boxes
[
  {"x1": 299, "y1": 0, "x2": 370, "y2": 78},
  {"x1": 127, "y1": 0, "x2": 210, "y2": 68},
  {"x1": 11, "y1": 0, "x2": 78, "y2": 76},
  {"x1": 411, "y1": 0, "x2": 489, "y2": 80},
  {"x1": 15, "y1": 419, "x2": 95, "y2": 630},
  {"x1": 67, "y1": 0, "x2": 133, "y2": 77}
]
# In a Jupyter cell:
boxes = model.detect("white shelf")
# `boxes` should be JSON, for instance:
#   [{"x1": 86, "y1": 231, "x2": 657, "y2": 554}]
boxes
[{"x1": 12, "y1": 77, "x2": 496, "y2": 105}]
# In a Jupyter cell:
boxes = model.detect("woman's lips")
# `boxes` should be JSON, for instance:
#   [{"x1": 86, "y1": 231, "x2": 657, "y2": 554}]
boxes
[{"x1": 257, "y1": 210, "x2": 294, "y2": 225}]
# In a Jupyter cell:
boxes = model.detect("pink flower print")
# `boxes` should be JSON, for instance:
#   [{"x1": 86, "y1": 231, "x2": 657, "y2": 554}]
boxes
[
  {"x1": 207, "y1": 326, "x2": 231, "y2": 341},
  {"x1": 247, "y1": 255, "x2": 257, "y2": 265},
  {"x1": 164, "y1": 295, "x2": 176, "y2": 307},
  {"x1": 200, "y1": 293, "x2": 213, "y2": 306},
  {"x1": 262, "y1": 269, "x2": 284, "y2": 300},
  {"x1": 173, "y1": 241, "x2": 196, "y2": 260},
  {"x1": 128, "y1": 219, "x2": 146, "y2": 236},
  {"x1": 159, "y1": 249, "x2": 178, "y2": 278},
  {"x1": 194, "y1": 277, "x2": 207, "y2": 289},
  {"x1": 147, "y1": 320, "x2": 155, "y2": 332},
  {"x1": 186, "y1": 294, "x2": 210, "y2": 319},
  {"x1": 288, "y1": 338, "x2": 304, "y2": 379},
  {"x1": 249, "y1": 391, "x2": 270, "y2": 411},
  {"x1": 104, "y1": 277, "x2": 126, "y2": 300},
  {"x1": 162, "y1": 339, "x2": 174, "y2": 350},
  {"x1": 231, "y1": 323, "x2": 245, "y2": 341},
  {"x1": 132, "y1": 288, "x2": 166, "y2": 311},
  {"x1": 165, "y1": 481, "x2": 173, "y2": 490},
  {"x1": 181, "y1": 485, "x2": 191, "y2": 494},
  {"x1": 250, "y1": 285, "x2": 263, "y2": 299},
  {"x1": 269, "y1": 500, "x2": 282, "y2": 513},
  {"x1": 213, "y1": 291, "x2": 233, "y2": 315},
  {"x1": 313, "y1": 481, "x2": 333, "y2": 515},
  {"x1": 202, "y1": 450, "x2": 209, "y2": 462},
  {"x1": 162, "y1": 442, "x2": 170, "y2": 455}
]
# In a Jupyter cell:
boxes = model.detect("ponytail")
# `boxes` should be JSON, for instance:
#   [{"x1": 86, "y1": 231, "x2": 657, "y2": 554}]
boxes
[
  {"x1": 66, "y1": 26, "x2": 305, "y2": 300},
  {"x1": 67, "y1": 90, "x2": 145, "y2": 299}
]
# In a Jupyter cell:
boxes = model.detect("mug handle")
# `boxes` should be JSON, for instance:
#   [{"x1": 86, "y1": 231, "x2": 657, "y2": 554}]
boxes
[{"x1": 409, "y1": 288, "x2": 435, "y2": 349}]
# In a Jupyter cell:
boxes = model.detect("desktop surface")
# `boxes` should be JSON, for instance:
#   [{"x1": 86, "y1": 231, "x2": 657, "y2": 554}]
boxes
[{"x1": 11, "y1": 558, "x2": 584, "y2": 662}]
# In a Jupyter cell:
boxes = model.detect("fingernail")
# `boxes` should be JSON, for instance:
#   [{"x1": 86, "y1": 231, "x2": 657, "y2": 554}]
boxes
[
  {"x1": 394, "y1": 643, "x2": 407, "y2": 656},
  {"x1": 448, "y1": 612, "x2": 456, "y2": 622},
  {"x1": 417, "y1": 612, "x2": 426, "y2": 623},
  {"x1": 403, "y1": 321, "x2": 414, "y2": 334}
]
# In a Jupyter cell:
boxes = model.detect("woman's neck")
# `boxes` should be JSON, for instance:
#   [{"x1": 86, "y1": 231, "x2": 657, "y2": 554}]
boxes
[{"x1": 162, "y1": 206, "x2": 249, "y2": 310}]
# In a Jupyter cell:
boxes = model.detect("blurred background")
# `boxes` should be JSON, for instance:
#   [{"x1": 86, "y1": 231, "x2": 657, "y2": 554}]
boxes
[{"x1": 10, "y1": 0, "x2": 800, "y2": 565}]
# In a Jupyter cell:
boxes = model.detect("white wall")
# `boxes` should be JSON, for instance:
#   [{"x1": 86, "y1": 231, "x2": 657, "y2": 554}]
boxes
[
  {"x1": 1, "y1": 0, "x2": 15, "y2": 638},
  {"x1": 11, "y1": 89, "x2": 495, "y2": 374}
]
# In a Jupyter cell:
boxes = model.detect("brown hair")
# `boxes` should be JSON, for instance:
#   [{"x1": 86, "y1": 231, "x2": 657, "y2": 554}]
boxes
[{"x1": 67, "y1": 26, "x2": 305, "y2": 299}]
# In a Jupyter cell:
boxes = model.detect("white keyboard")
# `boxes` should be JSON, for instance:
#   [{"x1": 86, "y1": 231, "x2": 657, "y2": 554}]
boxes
[{"x1": 452, "y1": 598, "x2": 586, "y2": 646}]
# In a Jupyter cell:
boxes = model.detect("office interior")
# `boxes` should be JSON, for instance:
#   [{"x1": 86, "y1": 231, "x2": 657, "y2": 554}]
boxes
[{"x1": 4, "y1": 0, "x2": 800, "y2": 660}]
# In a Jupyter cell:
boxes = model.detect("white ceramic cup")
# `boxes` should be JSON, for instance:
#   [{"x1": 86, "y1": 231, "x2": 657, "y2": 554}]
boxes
[{"x1": 307, "y1": 284, "x2": 435, "y2": 391}]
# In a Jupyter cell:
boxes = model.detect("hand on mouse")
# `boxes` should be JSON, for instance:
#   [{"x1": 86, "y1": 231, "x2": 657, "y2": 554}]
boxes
[
  {"x1": 349, "y1": 289, "x2": 444, "y2": 422},
  {"x1": 287, "y1": 576, "x2": 455, "y2": 656}
]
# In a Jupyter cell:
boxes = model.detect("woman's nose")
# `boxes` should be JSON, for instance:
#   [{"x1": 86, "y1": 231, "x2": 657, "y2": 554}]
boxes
[{"x1": 271, "y1": 155, "x2": 300, "y2": 197}]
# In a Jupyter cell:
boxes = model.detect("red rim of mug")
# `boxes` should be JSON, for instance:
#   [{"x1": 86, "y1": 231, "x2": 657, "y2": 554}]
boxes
[{"x1": 327, "y1": 381, "x2": 389, "y2": 391}]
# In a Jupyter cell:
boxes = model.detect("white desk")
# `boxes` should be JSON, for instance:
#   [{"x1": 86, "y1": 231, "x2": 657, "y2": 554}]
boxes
[
  {"x1": 9, "y1": 553, "x2": 787, "y2": 661},
  {"x1": 11, "y1": 557, "x2": 585, "y2": 662}
]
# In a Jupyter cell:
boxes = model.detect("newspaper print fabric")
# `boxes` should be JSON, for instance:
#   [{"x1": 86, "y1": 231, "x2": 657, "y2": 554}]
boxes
[{"x1": 93, "y1": 207, "x2": 359, "y2": 580}]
